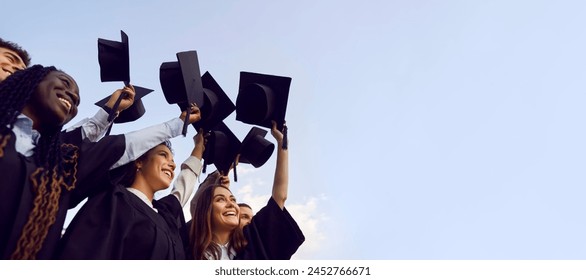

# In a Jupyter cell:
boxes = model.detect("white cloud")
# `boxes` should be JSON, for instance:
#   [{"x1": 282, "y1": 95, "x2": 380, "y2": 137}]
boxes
[
  {"x1": 233, "y1": 164, "x2": 258, "y2": 176},
  {"x1": 286, "y1": 195, "x2": 328, "y2": 259},
  {"x1": 233, "y1": 181, "x2": 329, "y2": 260}
]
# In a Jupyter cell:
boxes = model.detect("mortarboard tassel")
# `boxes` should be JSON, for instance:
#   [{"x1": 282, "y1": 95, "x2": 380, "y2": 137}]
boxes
[
  {"x1": 202, "y1": 163, "x2": 207, "y2": 174},
  {"x1": 281, "y1": 124, "x2": 288, "y2": 150},
  {"x1": 233, "y1": 160, "x2": 237, "y2": 182},
  {"x1": 181, "y1": 110, "x2": 190, "y2": 136},
  {"x1": 104, "y1": 123, "x2": 113, "y2": 136},
  {"x1": 107, "y1": 92, "x2": 126, "y2": 122}
]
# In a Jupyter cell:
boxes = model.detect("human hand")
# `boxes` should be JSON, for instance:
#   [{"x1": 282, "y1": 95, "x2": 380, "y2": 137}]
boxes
[
  {"x1": 217, "y1": 175, "x2": 230, "y2": 189},
  {"x1": 106, "y1": 85, "x2": 136, "y2": 113},
  {"x1": 180, "y1": 103, "x2": 201, "y2": 124},
  {"x1": 271, "y1": 120, "x2": 285, "y2": 144}
]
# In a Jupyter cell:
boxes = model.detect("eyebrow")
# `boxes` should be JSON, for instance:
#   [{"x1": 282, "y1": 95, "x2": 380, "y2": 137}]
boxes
[
  {"x1": 159, "y1": 149, "x2": 174, "y2": 160},
  {"x1": 213, "y1": 193, "x2": 235, "y2": 199},
  {"x1": 57, "y1": 74, "x2": 78, "y2": 90},
  {"x1": 57, "y1": 74, "x2": 74, "y2": 84}
]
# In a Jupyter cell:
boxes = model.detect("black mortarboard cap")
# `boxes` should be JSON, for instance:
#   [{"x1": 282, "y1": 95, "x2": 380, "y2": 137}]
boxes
[
  {"x1": 97, "y1": 30, "x2": 153, "y2": 125},
  {"x1": 236, "y1": 71, "x2": 291, "y2": 130},
  {"x1": 235, "y1": 71, "x2": 291, "y2": 149},
  {"x1": 203, "y1": 122, "x2": 241, "y2": 181},
  {"x1": 160, "y1": 51, "x2": 205, "y2": 135},
  {"x1": 239, "y1": 127, "x2": 274, "y2": 168},
  {"x1": 94, "y1": 85, "x2": 153, "y2": 123},
  {"x1": 191, "y1": 71, "x2": 235, "y2": 133},
  {"x1": 98, "y1": 30, "x2": 130, "y2": 84}
]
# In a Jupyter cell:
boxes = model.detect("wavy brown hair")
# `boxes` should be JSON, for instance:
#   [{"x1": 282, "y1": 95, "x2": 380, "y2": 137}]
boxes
[{"x1": 189, "y1": 185, "x2": 247, "y2": 259}]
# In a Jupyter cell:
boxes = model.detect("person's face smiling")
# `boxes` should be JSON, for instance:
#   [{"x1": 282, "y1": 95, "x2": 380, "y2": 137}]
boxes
[
  {"x1": 211, "y1": 187, "x2": 240, "y2": 232},
  {"x1": 0, "y1": 47, "x2": 26, "y2": 82},
  {"x1": 23, "y1": 70, "x2": 80, "y2": 130},
  {"x1": 138, "y1": 144, "x2": 176, "y2": 192}
]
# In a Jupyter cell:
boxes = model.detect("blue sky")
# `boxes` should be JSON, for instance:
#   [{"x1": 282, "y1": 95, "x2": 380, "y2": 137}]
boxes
[{"x1": 4, "y1": 0, "x2": 586, "y2": 259}]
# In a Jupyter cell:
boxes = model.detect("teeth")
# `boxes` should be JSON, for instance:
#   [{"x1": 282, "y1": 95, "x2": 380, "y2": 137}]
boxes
[
  {"x1": 224, "y1": 211, "x2": 236, "y2": 216},
  {"x1": 163, "y1": 171, "x2": 172, "y2": 178},
  {"x1": 59, "y1": 97, "x2": 71, "y2": 113}
]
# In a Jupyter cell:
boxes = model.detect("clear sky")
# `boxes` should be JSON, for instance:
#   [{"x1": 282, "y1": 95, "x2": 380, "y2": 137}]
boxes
[{"x1": 4, "y1": 0, "x2": 586, "y2": 259}]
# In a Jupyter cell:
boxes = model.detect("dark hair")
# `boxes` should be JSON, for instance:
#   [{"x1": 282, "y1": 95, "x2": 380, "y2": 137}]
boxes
[
  {"x1": 189, "y1": 185, "x2": 247, "y2": 260},
  {"x1": 190, "y1": 170, "x2": 221, "y2": 214},
  {"x1": 238, "y1": 203, "x2": 252, "y2": 211},
  {"x1": 0, "y1": 38, "x2": 32, "y2": 67},
  {"x1": 0, "y1": 65, "x2": 79, "y2": 259},
  {"x1": 117, "y1": 141, "x2": 173, "y2": 187}
]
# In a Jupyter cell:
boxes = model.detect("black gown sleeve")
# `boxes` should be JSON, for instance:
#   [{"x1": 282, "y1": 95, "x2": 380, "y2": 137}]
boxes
[
  {"x1": 235, "y1": 198, "x2": 305, "y2": 260},
  {"x1": 56, "y1": 185, "x2": 135, "y2": 259},
  {"x1": 67, "y1": 132, "x2": 126, "y2": 207}
]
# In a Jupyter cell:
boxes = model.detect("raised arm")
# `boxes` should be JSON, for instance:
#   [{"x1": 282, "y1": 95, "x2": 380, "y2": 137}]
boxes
[
  {"x1": 171, "y1": 130, "x2": 205, "y2": 207},
  {"x1": 271, "y1": 121, "x2": 288, "y2": 210},
  {"x1": 111, "y1": 103, "x2": 201, "y2": 169},
  {"x1": 65, "y1": 85, "x2": 136, "y2": 142}
]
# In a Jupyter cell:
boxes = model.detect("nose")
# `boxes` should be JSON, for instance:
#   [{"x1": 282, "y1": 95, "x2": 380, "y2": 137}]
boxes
[{"x1": 168, "y1": 161, "x2": 176, "y2": 170}]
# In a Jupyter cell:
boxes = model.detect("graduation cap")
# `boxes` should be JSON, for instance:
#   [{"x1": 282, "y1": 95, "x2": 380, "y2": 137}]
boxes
[
  {"x1": 97, "y1": 30, "x2": 153, "y2": 124},
  {"x1": 159, "y1": 51, "x2": 205, "y2": 136},
  {"x1": 235, "y1": 71, "x2": 291, "y2": 149},
  {"x1": 94, "y1": 86, "x2": 153, "y2": 123},
  {"x1": 239, "y1": 126, "x2": 274, "y2": 168},
  {"x1": 191, "y1": 71, "x2": 235, "y2": 133},
  {"x1": 203, "y1": 122, "x2": 241, "y2": 181},
  {"x1": 98, "y1": 30, "x2": 130, "y2": 84}
]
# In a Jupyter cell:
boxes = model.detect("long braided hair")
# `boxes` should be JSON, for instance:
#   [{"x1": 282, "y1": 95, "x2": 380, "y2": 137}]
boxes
[{"x1": 0, "y1": 65, "x2": 79, "y2": 259}]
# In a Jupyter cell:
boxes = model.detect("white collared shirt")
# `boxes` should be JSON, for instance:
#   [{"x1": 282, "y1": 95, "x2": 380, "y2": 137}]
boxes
[
  {"x1": 204, "y1": 243, "x2": 236, "y2": 260},
  {"x1": 12, "y1": 114, "x2": 39, "y2": 157},
  {"x1": 10, "y1": 113, "x2": 184, "y2": 171},
  {"x1": 65, "y1": 108, "x2": 111, "y2": 142},
  {"x1": 126, "y1": 187, "x2": 158, "y2": 213}
]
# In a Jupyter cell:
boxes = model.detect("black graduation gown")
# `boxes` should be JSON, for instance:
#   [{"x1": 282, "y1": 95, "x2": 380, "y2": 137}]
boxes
[
  {"x1": 56, "y1": 184, "x2": 186, "y2": 260},
  {"x1": 0, "y1": 129, "x2": 125, "y2": 259},
  {"x1": 234, "y1": 198, "x2": 305, "y2": 260}
]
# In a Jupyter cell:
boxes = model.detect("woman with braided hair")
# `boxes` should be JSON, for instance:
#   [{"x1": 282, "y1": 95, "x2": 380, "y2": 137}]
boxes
[
  {"x1": 0, "y1": 63, "x2": 203, "y2": 260},
  {"x1": 0, "y1": 65, "x2": 127, "y2": 260}
]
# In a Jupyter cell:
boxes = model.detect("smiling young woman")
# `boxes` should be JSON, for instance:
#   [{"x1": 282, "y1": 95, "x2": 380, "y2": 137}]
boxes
[
  {"x1": 188, "y1": 121, "x2": 305, "y2": 260},
  {"x1": 56, "y1": 132, "x2": 206, "y2": 260},
  {"x1": 0, "y1": 65, "x2": 126, "y2": 260},
  {"x1": 55, "y1": 142, "x2": 185, "y2": 259}
]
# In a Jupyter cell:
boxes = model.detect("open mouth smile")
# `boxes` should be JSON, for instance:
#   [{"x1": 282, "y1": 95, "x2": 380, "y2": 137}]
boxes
[
  {"x1": 223, "y1": 210, "x2": 237, "y2": 217},
  {"x1": 162, "y1": 169, "x2": 173, "y2": 179},
  {"x1": 58, "y1": 97, "x2": 72, "y2": 114}
]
